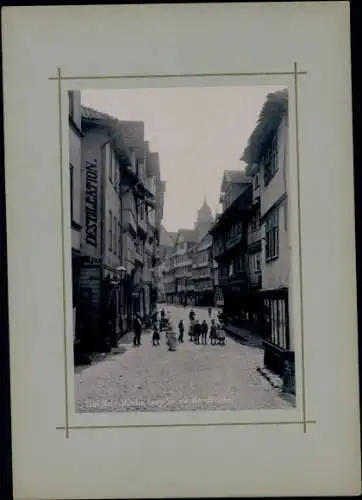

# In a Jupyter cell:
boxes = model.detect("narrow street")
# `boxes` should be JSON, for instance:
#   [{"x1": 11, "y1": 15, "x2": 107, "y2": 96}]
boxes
[{"x1": 75, "y1": 305, "x2": 293, "y2": 412}]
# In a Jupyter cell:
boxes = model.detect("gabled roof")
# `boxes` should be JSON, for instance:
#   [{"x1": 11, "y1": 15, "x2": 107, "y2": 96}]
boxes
[
  {"x1": 118, "y1": 121, "x2": 145, "y2": 160},
  {"x1": 210, "y1": 184, "x2": 253, "y2": 235},
  {"x1": 81, "y1": 105, "x2": 133, "y2": 165},
  {"x1": 81, "y1": 106, "x2": 112, "y2": 122},
  {"x1": 192, "y1": 231, "x2": 212, "y2": 252},
  {"x1": 169, "y1": 231, "x2": 177, "y2": 244},
  {"x1": 81, "y1": 106, "x2": 145, "y2": 160},
  {"x1": 220, "y1": 170, "x2": 252, "y2": 193},
  {"x1": 241, "y1": 88, "x2": 288, "y2": 173},
  {"x1": 159, "y1": 225, "x2": 177, "y2": 247},
  {"x1": 177, "y1": 229, "x2": 199, "y2": 244}
]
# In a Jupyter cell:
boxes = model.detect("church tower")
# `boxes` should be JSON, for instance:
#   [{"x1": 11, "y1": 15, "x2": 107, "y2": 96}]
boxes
[{"x1": 194, "y1": 194, "x2": 214, "y2": 238}]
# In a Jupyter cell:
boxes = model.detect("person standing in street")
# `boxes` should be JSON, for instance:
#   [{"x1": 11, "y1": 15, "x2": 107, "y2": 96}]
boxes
[
  {"x1": 208, "y1": 307, "x2": 212, "y2": 318},
  {"x1": 210, "y1": 319, "x2": 217, "y2": 345},
  {"x1": 194, "y1": 319, "x2": 201, "y2": 345},
  {"x1": 166, "y1": 322, "x2": 177, "y2": 351},
  {"x1": 189, "y1": 308, "x2": 195, "y2": 322},
  {"x1": 152, "y1": 322, "x2": 160, "y2": 346},
  {"x1": 160, "y1": 308, "x2": 166, "y2": 330},
  {"x1": 188, "y1": 319, "x2": 194, "y2": 341},
  {"x1": 178, "y1": 319, "x2": 185, "y2": 343},
  {"x1": 201, "y1": 319, "x2": 208, "y2": 344},
  {"x1": 151, "y1": 308, "x2": 158, "y2": 326},
  {"x1": 133, "y1": 314, "x2": 142, "y2": 346}
]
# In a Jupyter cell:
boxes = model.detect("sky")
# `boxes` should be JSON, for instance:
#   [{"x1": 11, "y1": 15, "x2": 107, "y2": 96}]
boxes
[{"x1": 82, "y1": 85, "x2": 284, "y2": 233}]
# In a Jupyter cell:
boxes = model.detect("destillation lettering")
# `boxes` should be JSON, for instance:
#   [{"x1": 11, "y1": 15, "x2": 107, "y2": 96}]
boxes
[{"x1": 85, "y1": 160, "x2": 98, "y2": 247}]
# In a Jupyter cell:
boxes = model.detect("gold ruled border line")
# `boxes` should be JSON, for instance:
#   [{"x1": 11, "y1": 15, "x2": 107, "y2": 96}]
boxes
[
  {"x1": 56, "y1": 420, "x2": 317, "y2": 430},
  {"x1": 49, "y1": 70, "x2": 308, "y2": 81},
  {"x1": 293, "y1": 62, "x2": 307, "y2": 433},
  {"x1": 57, "y1": 67, "x2": 70, "y2": 440},
  {"x1": 53, "y1": 64, "x2": 309, "y2": 437}
]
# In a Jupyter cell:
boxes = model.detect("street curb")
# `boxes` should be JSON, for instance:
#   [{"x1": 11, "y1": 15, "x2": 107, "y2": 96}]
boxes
[
  {"x1": 257, "y1": 366, "x2": 283, "y2": 390},
  {"x1": 224, "y1": 325, "x2": 262, "y2": 347},
  {"x1": 257, "y1": 366, "x2": 296, "y2": 405}
]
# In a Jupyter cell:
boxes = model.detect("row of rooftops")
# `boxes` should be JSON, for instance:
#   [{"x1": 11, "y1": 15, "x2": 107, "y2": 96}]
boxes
[
  {"x1": 242, "y1": 88, "x2": 288, "y2": 174},
  {"x1": 81, "y1": 105, "x2": 161, "y2": 181},
  {"x1": 157, "y1": 88, "x2": 289, "y2": 258},
  {"x1": 212, "y1": 88, "x2": 288, "y2": 233}
]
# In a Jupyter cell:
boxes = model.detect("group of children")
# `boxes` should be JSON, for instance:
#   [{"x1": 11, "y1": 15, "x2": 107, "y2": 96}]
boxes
[
  {"x1": 151, "y1": 309, "x2": 174, "y2": 348},
  {"x1": 151, "y1": 307, "x2": 226, "y2": 348},
  {"x1": 185, "y1": 317, "x2": 226, "y2": 345}
]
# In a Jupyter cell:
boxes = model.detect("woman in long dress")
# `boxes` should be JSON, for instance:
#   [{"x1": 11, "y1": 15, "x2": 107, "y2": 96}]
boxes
[{"x1": 166, "y1": 322, "x2": 178, "y2": 351}]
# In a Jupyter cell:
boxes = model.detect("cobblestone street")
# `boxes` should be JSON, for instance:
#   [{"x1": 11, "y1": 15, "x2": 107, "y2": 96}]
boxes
[{"x1": 75, "y1": 305, "x2": 293, "y2": 412}]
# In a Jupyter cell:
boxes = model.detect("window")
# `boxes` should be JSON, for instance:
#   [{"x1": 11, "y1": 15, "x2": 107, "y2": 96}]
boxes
[
  {"x1": 131, "y1": 193, "x2": 136, "y2": 215},
  {"x1": 265, "y1": 208, "x2": 279, "y2": 261},
  {"x1": 255, "y1": 253, "x2": 261, "y2": 272},
  {"x1": 250, "y1": 253, "x2": 261, "y2": 273},
  {"x1": 263, "y1": 134, "x2": 278, "y2": 186},
  {"x1": 113, "y1": 217, "x2": 117, "y2": 254},
  {"x1": 250, "y1": 211, "x2": 260, "y2": 233},
  {"x1": 68, "y1": 91, "x2": 74, "y2": 119},
  {"x1": 69, "y1": 164, "x2": 74, "y2": 222},
  {"x1": 108, "y1": 210, "x2": 113, "y2": 251}
]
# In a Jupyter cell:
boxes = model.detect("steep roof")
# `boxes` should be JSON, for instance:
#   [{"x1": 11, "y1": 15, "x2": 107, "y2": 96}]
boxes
[
  {"x1": 118, "y1": 120, "x2": 145, "y2": 160},
  {"x1": 193, "y1": 231, "x2": 212, "y2": 251},
  {"x1": 177, "y1": 229, "x2": 199, "y2": 244},
  {"x1": 210, "y1": 184, "x2": 253, "y2": 235},
  {"x1": 81, "y1": 105, "x2": 113, "y2": 122},
  {"x1": 241, "y1": 88, "x2": 288, "y2": 174},
  {"x1": 81, "y1": 105, "x2": 145, "y2": 160},
  {"x1": 220, "y1": 170, "x2": 252, "y2": 193},
  {"x1": 81, "y1": 105, "x2": 133, "y2": 165},
  {"x1": 159, "y1": 225, "x2": 177, "y2": 247}
]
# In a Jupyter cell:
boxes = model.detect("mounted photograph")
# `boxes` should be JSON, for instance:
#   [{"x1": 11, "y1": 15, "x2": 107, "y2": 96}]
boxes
[{"x1": 68, "y1": 85, "x2": 295, "y2": 413}]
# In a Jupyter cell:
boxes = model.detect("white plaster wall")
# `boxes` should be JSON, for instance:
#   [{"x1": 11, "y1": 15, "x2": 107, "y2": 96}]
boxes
[
  {"x1": 260, "y1": 116, "x2": 288, "y2": 218},
  {"x1": 261, "y1": 201, "x2": 290, "y2": 290}
]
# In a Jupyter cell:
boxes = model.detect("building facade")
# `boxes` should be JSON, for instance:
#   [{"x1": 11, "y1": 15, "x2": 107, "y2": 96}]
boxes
[
  {"x1": 75, "y1": 105, "x2": 163, "y2": 356},
  {"x1": 210, "y1": 172, "x2": 254, "y2": 323},
  {"x1": 242, "y1": 88, "x2": 293, "y2": 390},
  {"x1": 161, "y1": 200, "x2": 216, "y2": 307},
  {"x1": 192, "y1": 232, "x2": 214, "y2": 306},
  {"x1": 172, "y1": 229, "x2": 198, "y2": 305},
  {"x1": 163, "y1": 249, "x2": 176, "y2": 304},
  {"x1": 156, "y1": 226, "x2": 177, "y2": 302},
  {"x1": 79, "y1": 107, "x2": 135, "y2": 352},
  {"x1": 145, "y1": 147, "x2": 164, "y2": 314},
  {"x1": 68, "y1": 91, "x2": 83, "y2": 347}
]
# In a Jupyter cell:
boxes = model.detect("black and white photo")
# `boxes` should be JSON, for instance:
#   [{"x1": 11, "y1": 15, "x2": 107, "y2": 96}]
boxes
[{"x1": 70, "y1": 85, "x2": 295, "y2": 413}]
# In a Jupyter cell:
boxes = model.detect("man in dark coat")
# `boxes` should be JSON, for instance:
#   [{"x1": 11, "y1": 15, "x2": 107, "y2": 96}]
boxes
[
  {"x1": 133, "y1": 314, "x2": 142, "y2": 346},
  {"x1": 201, "y1": 319, "x2": 208, "y2": 344},
  {"x1": 189, "y1": 309, "x2": 195, "y2": 321},
  {"x1": 193, "y1": 320, "x2": 202, "y2": 345}
]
